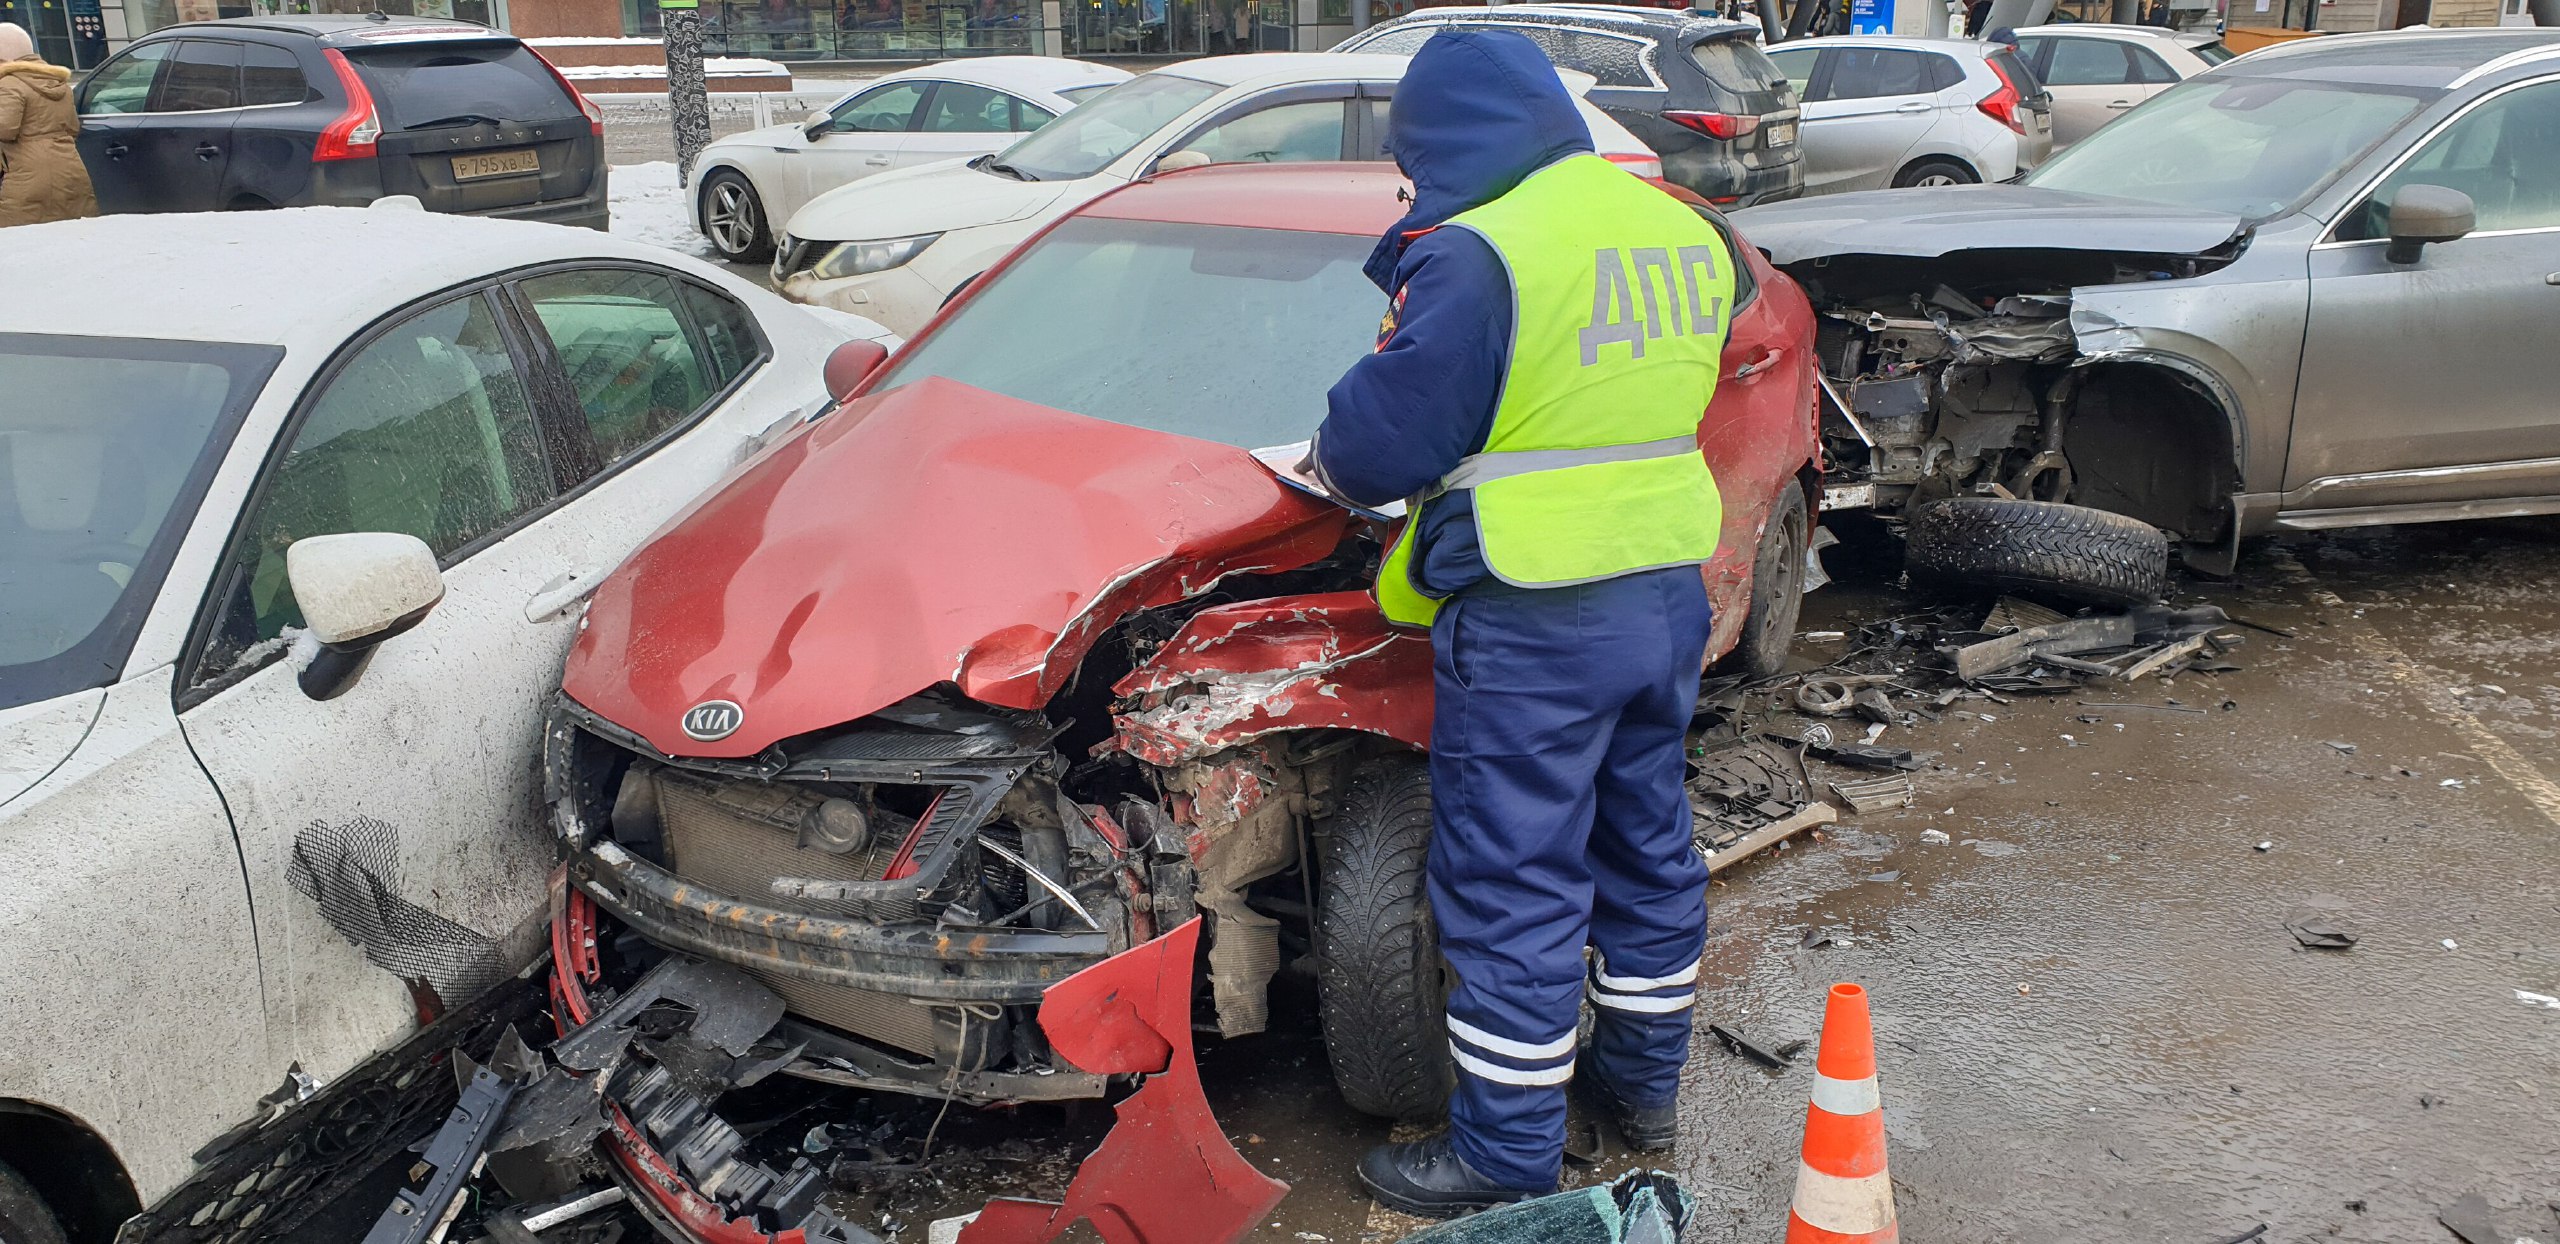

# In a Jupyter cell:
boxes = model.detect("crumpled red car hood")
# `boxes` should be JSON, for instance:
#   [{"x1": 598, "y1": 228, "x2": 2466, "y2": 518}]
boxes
[{"x1": 562, "y1": 377, "x2": 1351, "y2": 759}]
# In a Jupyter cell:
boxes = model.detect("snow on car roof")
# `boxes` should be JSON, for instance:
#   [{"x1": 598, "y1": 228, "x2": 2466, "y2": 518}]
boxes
[
  {"x1": 1158, "y1": 51, "x2": 1418, "y2": 88},
  {"x1": 1081, "y1": 163, "x2": 1408, "y2": 236},
  {"x1": 0, "y1": 207, "x2": 714, "y2": 347},
  {"x1": 908, "y1": 55, "x2": 1134, "y2": 93}
]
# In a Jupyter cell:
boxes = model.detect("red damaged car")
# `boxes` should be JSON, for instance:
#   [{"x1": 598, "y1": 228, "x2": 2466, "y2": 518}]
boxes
[{"x1": 538, "y1": 163, "x2": 1819, "y2": 1239}]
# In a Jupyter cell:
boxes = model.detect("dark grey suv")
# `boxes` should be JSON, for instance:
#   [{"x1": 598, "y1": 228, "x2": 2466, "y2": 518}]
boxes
[
  {"x1": 75, "y1": 15, "x2": 605, "y2": 228},
  {"x1": 1336, "y1": 3, "x2": 1804, "y2": 206}
]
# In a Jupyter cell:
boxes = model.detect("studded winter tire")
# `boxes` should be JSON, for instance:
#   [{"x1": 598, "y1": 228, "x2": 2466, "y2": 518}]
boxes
[
  {"x1": 1316, "y1": 755, "x2": 1454, "y2": 1122},
  {"x1": 1904, "y1": 498, "x2": 2170, "y2": 609}
]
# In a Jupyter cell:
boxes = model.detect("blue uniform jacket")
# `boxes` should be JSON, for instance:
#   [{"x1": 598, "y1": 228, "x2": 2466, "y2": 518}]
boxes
[{"x1": 1311, "y1": 29, "x2": 1596, "y2": 599}]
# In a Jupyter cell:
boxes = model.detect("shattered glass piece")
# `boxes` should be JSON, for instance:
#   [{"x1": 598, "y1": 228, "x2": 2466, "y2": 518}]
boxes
[{"x1": 1399, "y1": 1170, "x2": 1695, "y2": 1244}]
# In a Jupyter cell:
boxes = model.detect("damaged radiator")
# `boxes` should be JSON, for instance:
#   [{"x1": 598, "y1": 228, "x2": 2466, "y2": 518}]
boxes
[{"x1": 657, "y1": 772, "x2": 942, "y2": 1057}]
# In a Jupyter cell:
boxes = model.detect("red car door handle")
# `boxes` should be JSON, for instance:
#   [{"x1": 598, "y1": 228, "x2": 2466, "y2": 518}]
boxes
[{"x1": 1729, "y1": 348, "x2": 1780, "y2": 380}]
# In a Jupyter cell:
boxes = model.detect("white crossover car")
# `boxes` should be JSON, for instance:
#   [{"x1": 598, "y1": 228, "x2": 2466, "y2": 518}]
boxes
[
  {"x1": 692, "y1": 56, "x2": 1132, "y2": 264},
  {"x1": 771, "y1": 52, "x2": 1664, "y2": 336},
  {"x1": 1763, "y1": 35, "x2": 2054, "y2": 194},
  {"x1": 0, "y1": 204, "x2": 889, "y2": 1243}
]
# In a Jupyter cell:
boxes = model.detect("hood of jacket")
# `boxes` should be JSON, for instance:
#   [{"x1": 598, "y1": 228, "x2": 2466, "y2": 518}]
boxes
[
  {"x1": 0, "y1": 59, "x2": 73, "y2": 97},
  {"x1": 1364, "y1": 27, "x2": 1594, "y2": 289}
]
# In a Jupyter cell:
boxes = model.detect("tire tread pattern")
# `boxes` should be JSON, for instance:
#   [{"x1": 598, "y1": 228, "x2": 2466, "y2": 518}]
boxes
[
  {"x1": 1316, "y1": 757, "x2": 1453, "y2": 1122},
  {"x1": 1905, "y1": 498, "x2": 2169, "y2": 608}
]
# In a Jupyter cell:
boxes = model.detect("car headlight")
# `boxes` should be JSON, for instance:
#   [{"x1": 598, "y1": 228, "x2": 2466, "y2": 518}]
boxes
[{"x1": 809, "y1": 234, "x2": 942, "y2": 281}]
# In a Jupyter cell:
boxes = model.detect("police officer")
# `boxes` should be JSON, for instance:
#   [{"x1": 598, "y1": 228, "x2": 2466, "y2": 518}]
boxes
[{"x1": 1306, "y1": 28, "x2": 1732, "y2": 1217}]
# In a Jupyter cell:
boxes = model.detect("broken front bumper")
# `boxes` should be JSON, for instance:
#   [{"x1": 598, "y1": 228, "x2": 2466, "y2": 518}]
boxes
[{"x1": 569, "y1": 842, "x2": 1116, "y2": 1103}]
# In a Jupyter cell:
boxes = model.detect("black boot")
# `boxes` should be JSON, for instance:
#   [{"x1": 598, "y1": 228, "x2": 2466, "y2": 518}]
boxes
[
  {"x1": 1357, "y1": 1134, "x2": 1545, "y2": 1219},
  {"x1": 1583, "y1": 1070, "x2": 1679, "y2": 1151}
]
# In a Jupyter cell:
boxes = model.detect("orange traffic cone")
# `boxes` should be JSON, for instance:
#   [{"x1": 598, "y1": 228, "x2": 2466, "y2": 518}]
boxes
[{"x1": 1783, "y1": 983, "x2": 1897, "y2": 1243}]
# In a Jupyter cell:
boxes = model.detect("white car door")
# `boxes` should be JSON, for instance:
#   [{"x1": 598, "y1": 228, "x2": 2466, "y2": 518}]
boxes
[
  {"x1": 784, "y1": 80, "x2": 930, "y2": 220},
  {"x1": 175, "y1": 266, "x2": 826, "y2": 1080},
  {"x1": 902, "y1": 80, "x2": 1055, "y2": 170},
  {"x1": 1772, "y1": 46, "x2": 1949, "y2": 194},
  {"x1": 2021, "y1": 35, "x2": 2173, "y2": 148}
]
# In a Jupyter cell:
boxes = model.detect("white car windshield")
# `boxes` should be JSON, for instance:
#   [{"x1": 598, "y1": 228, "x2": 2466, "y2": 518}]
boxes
[
  {"x1": 873, "y1": 218, "x2": 1380, "y2": 448},
  {"x1": 984, "y1": 72, "x2": 1223, "y2": 181},
  {"x1": 2, "y1": 335, "x2": 276, "y2": 709},
  {"x1": 2024, "y1": 74, "x2": 2435, "y2": 219}
]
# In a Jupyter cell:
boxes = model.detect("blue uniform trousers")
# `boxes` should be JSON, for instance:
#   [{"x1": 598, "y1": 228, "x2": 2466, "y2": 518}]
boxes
[{"x1": 1427, "y1": 567, "x2": 1715, "y2": 1192}]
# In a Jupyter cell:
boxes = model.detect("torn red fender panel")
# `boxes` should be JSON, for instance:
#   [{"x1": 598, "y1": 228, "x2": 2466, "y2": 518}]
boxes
[
  {"x1": 957, "y1": 918, "x2": 1289, "y2": 1244},
  {"x1": 1109, "y1": 591, "x2": 1434, "y2": 766}
]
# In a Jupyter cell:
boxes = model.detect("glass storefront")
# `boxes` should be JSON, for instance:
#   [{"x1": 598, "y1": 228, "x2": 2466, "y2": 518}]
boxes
[
  {"x1": 1056, "y1": 0, "x2": 1294, "y2": 55},
  {"x1": 612, "y1": 0, "x2": 1304, "y2": 59},
  {"x1": 622, "y1": 0, "x2": 1036, "y2": 58},
  {"x1": 245, "y1": 0, "x2": 506, "y2": 28},
  {"x1": 0, "y1": 0, "x2": 110, "y2": 68}
]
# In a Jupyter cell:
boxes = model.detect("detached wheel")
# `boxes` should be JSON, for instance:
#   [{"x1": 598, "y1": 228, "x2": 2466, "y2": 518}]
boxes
[
  {"x1": 1316, "y1": 755, "x2": 1453, "y2": 1122},
  {"x1": 1892, "y1": 158, "x2": 1978, "y2": 188},
  {"x1": 1904, "y1": 498, "x2": 2169, "y2": 608},
  {"x1": 699, "y1": 170, "x2": 773, "y2": 263},
  {"x1": 0, "y1": 1161, "x2": 68, "y2": 1244},
  {"x1": 1719, "y1": 480, "x2": 1809, "y2": 679}
]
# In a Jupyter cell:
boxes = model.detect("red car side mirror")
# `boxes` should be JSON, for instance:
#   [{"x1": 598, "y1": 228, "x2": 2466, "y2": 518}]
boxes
[{"x1": 824, "y1": 339, "x2": 890, "y2": 402}]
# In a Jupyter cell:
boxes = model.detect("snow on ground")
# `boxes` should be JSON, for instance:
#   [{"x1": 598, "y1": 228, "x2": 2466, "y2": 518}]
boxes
[
  {"x1": 562, "y1": 58, "x2": 791, "y2": 79},
  {"x1": 608, "y1": 162, "x2": 716, "y2": 260}
]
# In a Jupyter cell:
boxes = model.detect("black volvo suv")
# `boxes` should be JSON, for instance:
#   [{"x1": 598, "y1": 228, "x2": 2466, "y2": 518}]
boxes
[
  {"x1": 1337, "y1": 3, "x2": 1804, "y2": 206},
  {"x1": 75, "y1": 14, "x2": 605, "y2": 228}
]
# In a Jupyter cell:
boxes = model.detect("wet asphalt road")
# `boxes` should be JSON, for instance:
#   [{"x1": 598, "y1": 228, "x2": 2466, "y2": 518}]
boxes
[
  {"x1": 838, "y1": 520, "x2": 2560, "y2": 1244},
  {"x1": 286, "y1": 520, "x2": 2560, "y2": 1242}
]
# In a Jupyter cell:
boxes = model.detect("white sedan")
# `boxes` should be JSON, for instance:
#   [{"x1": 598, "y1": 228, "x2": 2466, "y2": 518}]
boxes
[
  {"x1": 0, "y1": 204, "x2": 889, "y2": 1242},
  {"x1": 770, "y1": 52, "x2": 1664, "y2": 337},
  {"x1": 692, "y1": 56, "x2": 1132, "y2": 264}
]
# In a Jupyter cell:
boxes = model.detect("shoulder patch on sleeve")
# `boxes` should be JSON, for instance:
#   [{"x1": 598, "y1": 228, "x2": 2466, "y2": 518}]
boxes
[{"x1": 1375, "y1": 286, "x2": 1407, "y2": 352}]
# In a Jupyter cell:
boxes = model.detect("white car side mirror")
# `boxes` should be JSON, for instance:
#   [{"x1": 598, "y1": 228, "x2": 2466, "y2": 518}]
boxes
[
  {"x1": 1156, "y1": 149, "x2": 1213, "y2": 173},
  {"x1": 802, "y1": 110, "x2": 835, "y2": 140},
  {"x1": 285, "y1": 532, "x2": 446, "y2": 700}
]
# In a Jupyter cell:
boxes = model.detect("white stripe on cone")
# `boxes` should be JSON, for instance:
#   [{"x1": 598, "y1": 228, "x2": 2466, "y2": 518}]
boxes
[
  {"x1": 1790, "y1": 1160, "x2": 1896, "y2": 1236},
  {"x1": 1809, "y1": 1072, "x2": 1881, "y2": 1117}
]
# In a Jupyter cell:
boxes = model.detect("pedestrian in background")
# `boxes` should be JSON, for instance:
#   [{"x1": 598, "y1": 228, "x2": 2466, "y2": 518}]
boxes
[
  {"x1": 1309, "y1": 28, "x2": 1729, "y2": 1217},
  {"x1": 0, "y1": 21, "x2": 98, "y2": 228}
]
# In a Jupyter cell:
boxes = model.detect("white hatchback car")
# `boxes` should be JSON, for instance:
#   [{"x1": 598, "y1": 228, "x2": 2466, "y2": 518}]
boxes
[
  {"x1": 1763, "y1": 35, "x2": 2054, "y2": 194},
  {"x1": 770, "y1": 52, "x2": 1663, "y2": 336},
  {"x1": 0, "y1": 206, "x2": 888, "y2": 1243},
  {"x1": 692, "y1": 56, "x2": 1132, "y2": 264},
  {"x1": 2009, "y1": 24, "x2": 2233, "y2": 148}
]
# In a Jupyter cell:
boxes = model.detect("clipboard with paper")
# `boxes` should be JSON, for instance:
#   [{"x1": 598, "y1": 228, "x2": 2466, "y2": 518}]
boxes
[{"x1": 1249, "y1": 440, "x2": 1407, "y2": 525}]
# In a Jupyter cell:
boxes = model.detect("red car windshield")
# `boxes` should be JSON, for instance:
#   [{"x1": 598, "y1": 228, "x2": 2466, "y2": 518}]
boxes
[{"x1": 872, "y1": 218, "x2": 1381, "y2": 451}]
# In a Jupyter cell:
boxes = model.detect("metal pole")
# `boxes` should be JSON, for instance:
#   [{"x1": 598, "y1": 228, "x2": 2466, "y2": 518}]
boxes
[
  {"x1": 1756, "y1": 0, "x2": 1785, "y2": 40},
  {"x1": 663, "y1": 0, "x2": 712, "y2": 189},
  {"x1": 2534, "y1": 0, "x2": 2560, "y2": 24}
]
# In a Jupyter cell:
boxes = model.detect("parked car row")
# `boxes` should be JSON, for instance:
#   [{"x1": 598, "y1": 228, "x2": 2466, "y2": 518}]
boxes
[
  {"x1": 757, "y1": 52, "x2": 1663, "y2": 335},
  {"x1": 54, "y1": 8, "x2": 2214, "y2": 241}
]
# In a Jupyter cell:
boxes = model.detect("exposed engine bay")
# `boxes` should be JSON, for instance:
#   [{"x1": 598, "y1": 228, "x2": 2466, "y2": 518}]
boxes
[
  {"x1": 1786, "y1": 245, "x2": 2245, "y2": 557},
  {"x1": 542, "y1": 547, "x2": 1422, "y2": 1104}
]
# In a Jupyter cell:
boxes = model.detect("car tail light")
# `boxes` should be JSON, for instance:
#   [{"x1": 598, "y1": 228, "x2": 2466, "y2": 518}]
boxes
[
  {"x1": 1979, "y1": 59, "x2": 2026, "y2": 135},
  {"x1": 530, "y1": 46, "x2": 605, "y2": 137},
  {"x1": 314, "y1": 49, "x2": 382, "y2": 162},
  {"x1": 1664, "y1": 110, "x2": 1761, "y2": 141},
  {"x1": 1605, "y1": 150, "x2": 1664, "y2": 179}
]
